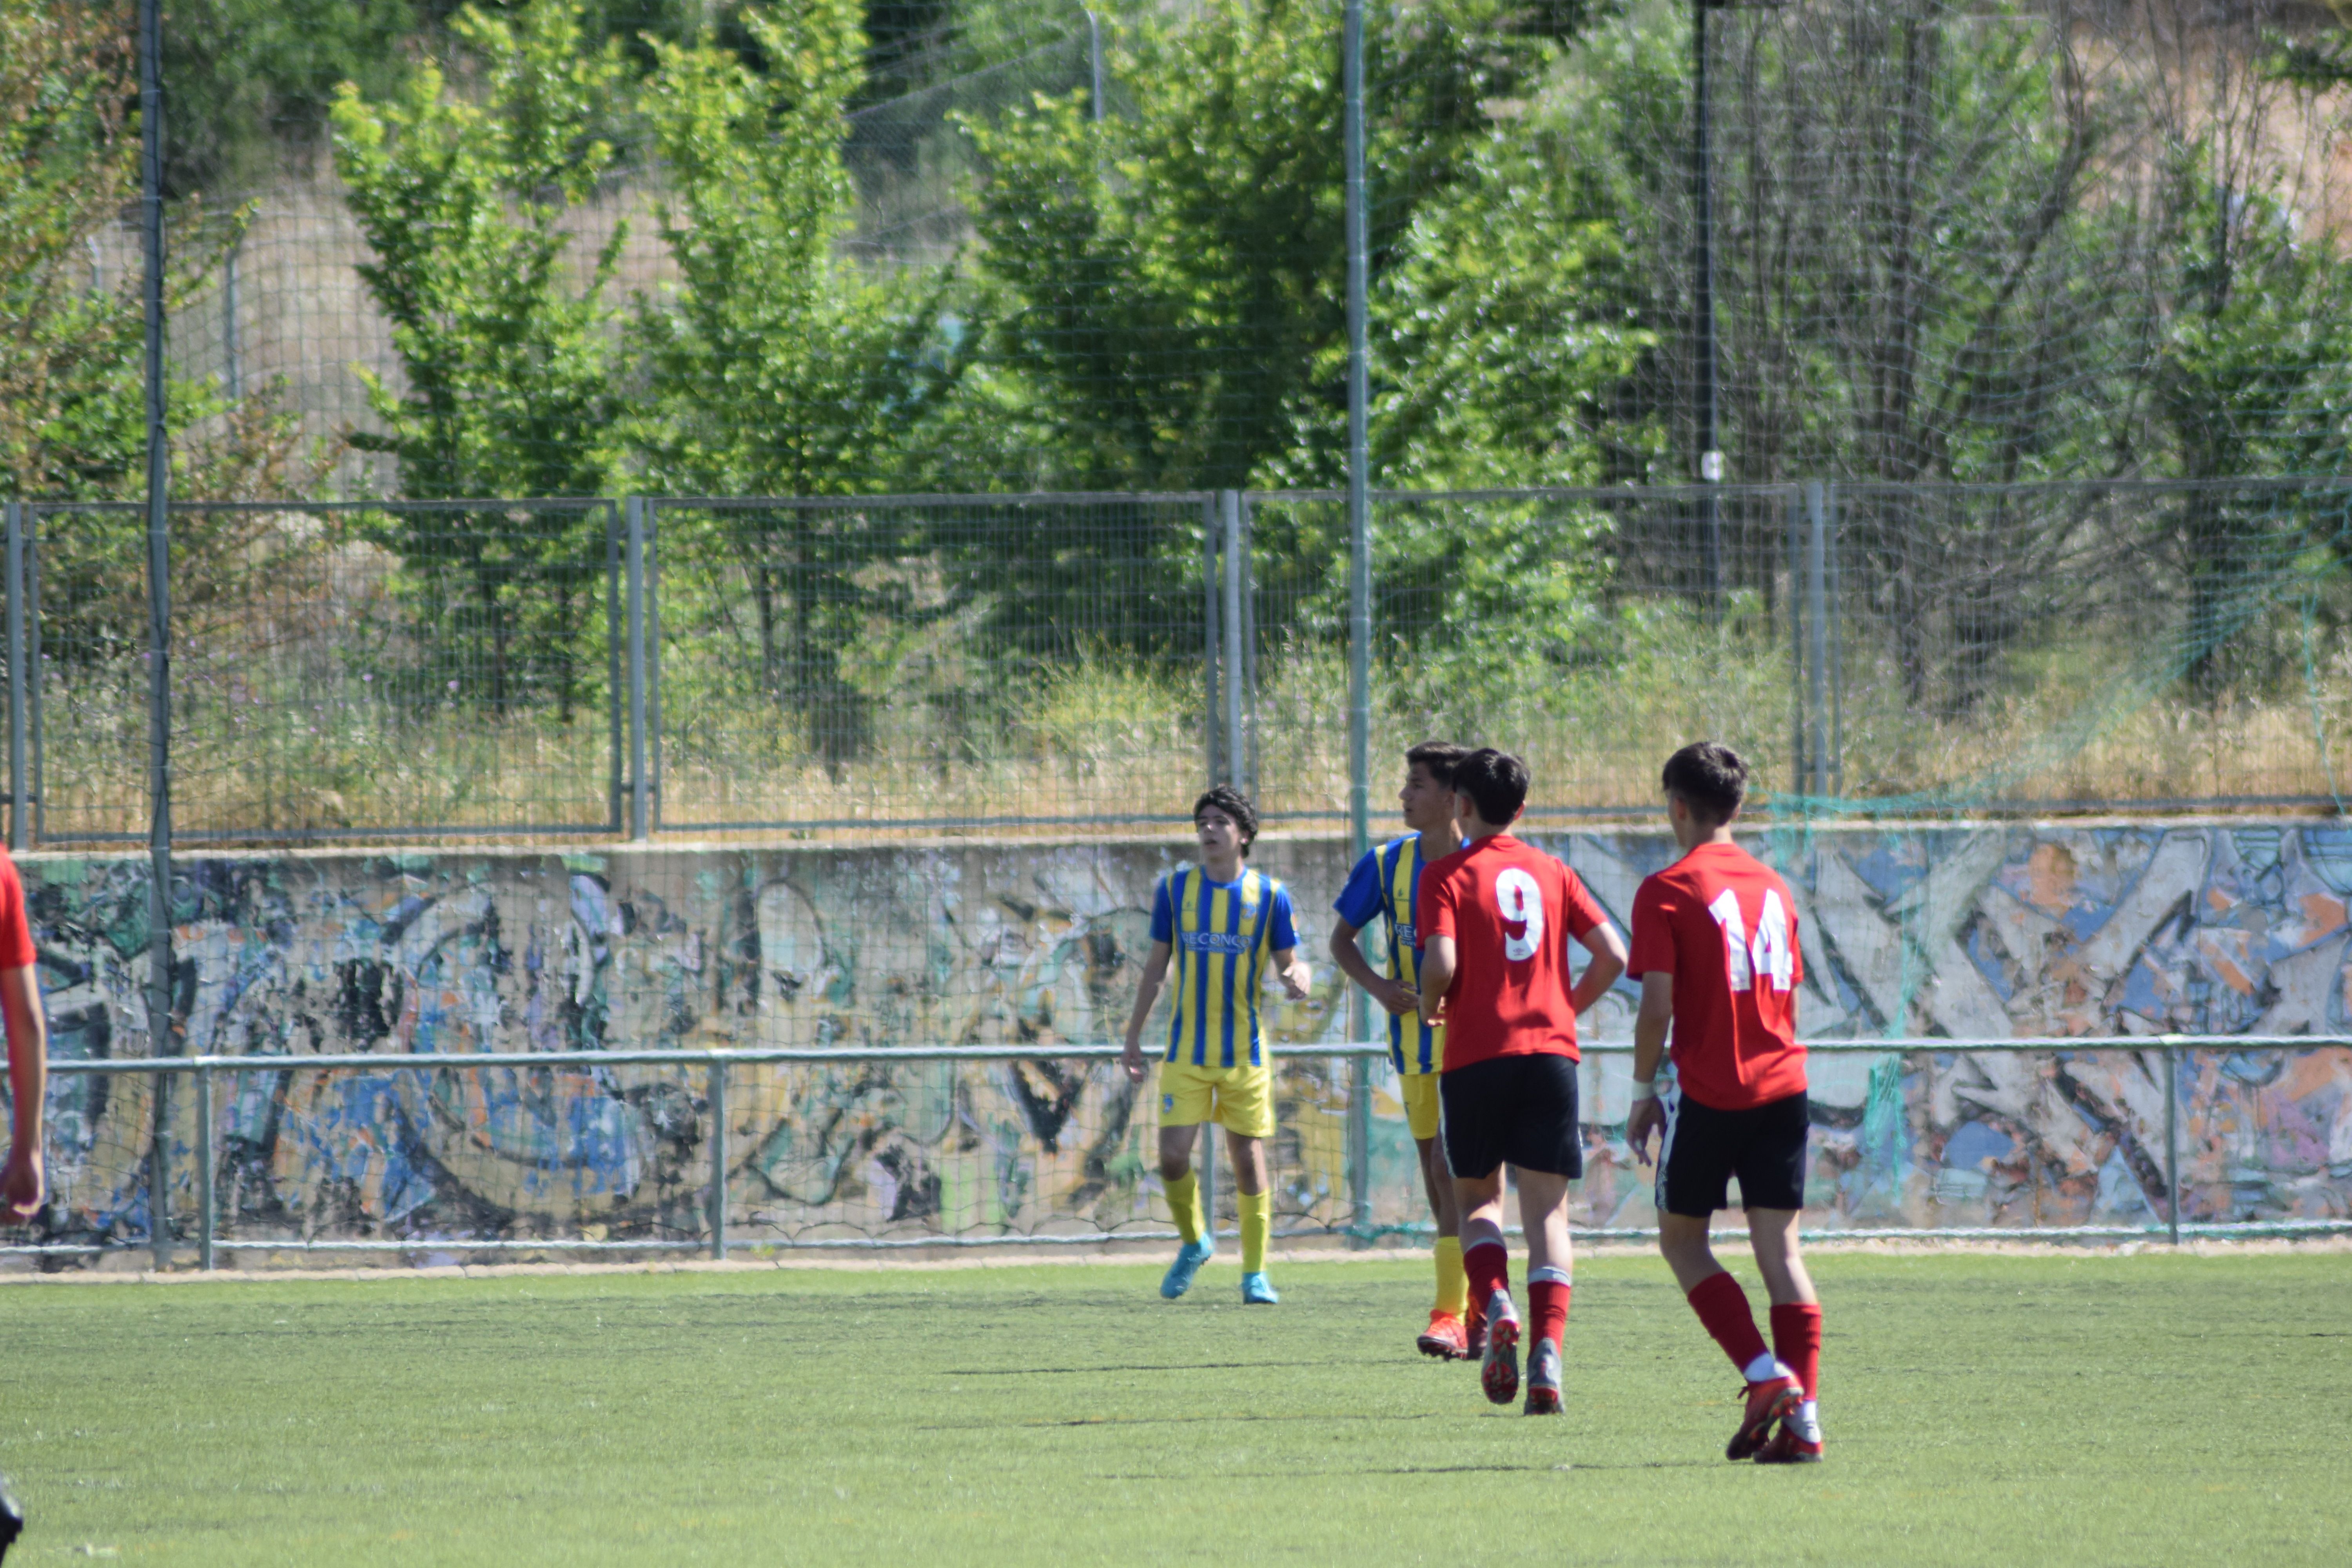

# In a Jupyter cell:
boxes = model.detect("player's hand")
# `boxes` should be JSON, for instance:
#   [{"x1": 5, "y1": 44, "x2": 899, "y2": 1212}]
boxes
[
  {"x1": 1120, "y1": 1039, "x2": 1148, "y2": 1084},
  {"x1": 1373, "y1": 978, "x2": 1419, "y2": 1016},
  {"x1": 1, "y1": 1144, "x2": 44, "y2": 1221},
  {"x1": 1280, "y1": 961, "x2": 1312, "y2": 1002},
  {"x1": 1625, "y1": 1097, "x2": 1664, "y2": 1167}
]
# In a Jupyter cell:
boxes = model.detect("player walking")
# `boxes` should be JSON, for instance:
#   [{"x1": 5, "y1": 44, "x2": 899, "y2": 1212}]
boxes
[
  {"x1": 1122, "y1": 786, "x2": 1312, "y2": 1305},
  {"x1": 1625, "y1": 741, "x2": 1824, "y2": 1464},
  {"x1": 1327, "y1": 742, "x2": 1474, "y2": 1360},
  {"x1": 1416, "y1": 750, "x2": 1626, "y2": 1413},
  {"x1": 0, "y1": 838, "x2": 48, "y2": 1555}
]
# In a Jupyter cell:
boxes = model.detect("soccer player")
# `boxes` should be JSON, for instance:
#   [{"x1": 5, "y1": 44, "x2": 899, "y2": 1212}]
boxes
[
  {"x1": 1624, "y1": 740, "x2": 1824, "y2": 1464},
  {"x1": 1122, "y1": 786, "x2": 1312, "y2": 1305},
  {"x1": 0, "y1": 836, "x2": 47, "y2": 1557},
  {"x1": 1417, "y1": 749, "x2": 1626, "y2": 1413},
  {"x1": 1328, "y1": 742, "x2": 1472, "y2": 1359}
]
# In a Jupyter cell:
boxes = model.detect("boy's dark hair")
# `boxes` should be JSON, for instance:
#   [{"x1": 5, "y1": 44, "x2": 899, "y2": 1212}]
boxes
[
  {"x1": 1193, "y1": 785, "x2": 1260, "y2": 855},
  {"x1": 1404, "y1": 740, "x2": 1470, "y2": 788},
  {"x1": 1452, "y1": 748, "x2": 1530, "y2": 828},
  {"x1": 1661, "y1": 740, "x2": 1748, "y2": 826}
]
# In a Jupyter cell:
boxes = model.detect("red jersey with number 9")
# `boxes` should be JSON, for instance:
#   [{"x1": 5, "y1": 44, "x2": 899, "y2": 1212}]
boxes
[
  {"x1": 1418, "y1": 834, "x2": 1606, "y2": 1070},
  {"x1": 1626, "y1": 841, "x2": 1804, "y2": 1109}
]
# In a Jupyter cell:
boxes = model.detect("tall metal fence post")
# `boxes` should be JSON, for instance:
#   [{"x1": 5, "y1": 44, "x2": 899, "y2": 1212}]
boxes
[
  {"x1": 25, "y1": 508, "x2": 40, "y2": 846},
  {"x1": 1221, "y1": 490, "x2": 1244, "y2": 793},
  {"x1": 1203, "y1": 496, "x2": 1222, "y2": 785},
  {"x1": 140, "y1": 0, "x2": 175, "y2": 1273},
  {"x1": 1786, "y1": 488, "x2": 1804, "y2": 801},
  {"x1": 626, "y1": 498, "x2": 651, "y2": 843},
  {"x1": 195, "y1": 1062, "x2": 214, "y2": 1271},
  {"x1": 1805, "y1": 481, "x2": 1830, "y2": 799},
  {"x1": 5, "y1": 500, "x2": 23, "y2": 850},
  {"x1": 604, "y1": 503, "x2": 624, "y2": 835},
  {"x1": 1240, "y1": 496, "x2": 1259, "y2": 799},
  {"x1": 1826, "y1": 483, "x2": 1844, "y2": 795},
  {"x1": 1343, "y1": 0, "x2": 1374, "y2": 1246},
  {"x1": 708, "y1": 1058, "x2": 728, "y2": 1260},
  {"x1": 2164, "y1": 1042, "x2": 2181, "y2": 1245}
]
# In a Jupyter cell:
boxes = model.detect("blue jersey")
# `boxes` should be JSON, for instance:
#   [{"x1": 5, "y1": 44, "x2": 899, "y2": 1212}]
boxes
[
  {"x1": 1150, "y1": 865, "x2": 1299, "y2": 1070},
  {"x1": 1335, "y1": 833, "x2": 1444, "y2": 1075}
]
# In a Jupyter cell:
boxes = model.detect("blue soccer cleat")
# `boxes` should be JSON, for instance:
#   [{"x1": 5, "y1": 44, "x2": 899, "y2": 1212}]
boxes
[
  {"x1": 1241, "y1": 1270, "x2": 1279, "y2": 1305},
  {"x1": 1161, "y1": 1239, "x2": 1214, "y2": 1299}
]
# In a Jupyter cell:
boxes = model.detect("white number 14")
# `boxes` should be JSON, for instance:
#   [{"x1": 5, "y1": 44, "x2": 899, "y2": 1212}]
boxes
[{"x1": 1708, "y1": 888, "x2": 1792, "y2": 993}]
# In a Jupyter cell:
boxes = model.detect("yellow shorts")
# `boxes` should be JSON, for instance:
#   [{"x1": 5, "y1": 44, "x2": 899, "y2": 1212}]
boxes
[
  {"x1": 1157, "y1": 1061, "x2": 1276, "y2": 1139},
  {"x1": 1399, "y1": 1073, "x2": 1443, "y2": 1142}
]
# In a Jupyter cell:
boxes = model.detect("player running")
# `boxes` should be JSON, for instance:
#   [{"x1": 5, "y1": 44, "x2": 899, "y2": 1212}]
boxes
[
  {"x1": 0, "y1": 837, "x2": 47, "y2": 1557},
  {"x1": 1122, "y1": 786, "x2": 1312, "y2": 1306},
  {"x1": 1416, "y1": 749, "x2": 1626, "y2": 1413},
  {"x1": 1624, "y1": 741, "x2": 1825, "y2": 1464},
  {"x1": 1328, "y1": 741, "x2": 1474, "y2": 1360}
]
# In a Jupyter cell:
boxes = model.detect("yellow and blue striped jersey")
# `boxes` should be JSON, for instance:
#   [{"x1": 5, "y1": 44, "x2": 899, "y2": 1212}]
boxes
[
  {"x1": 1334, "y1": 833, "x2": 1444, "y2": 1074},
  {"x1": 1150, "y1": 865, "x2": 1299, "y2": 1069}
]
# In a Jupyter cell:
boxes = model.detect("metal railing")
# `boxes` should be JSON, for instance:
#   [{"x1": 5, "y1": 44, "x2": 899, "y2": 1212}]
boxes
[{"x1": 7, "y1": 1035, "x2": 2345, "y2": 1268}]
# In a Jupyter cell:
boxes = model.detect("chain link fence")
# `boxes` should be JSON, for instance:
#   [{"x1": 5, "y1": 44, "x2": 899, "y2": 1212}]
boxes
[{"x1": 11, "y1": 478, "x2": 2352, "y2": 847}]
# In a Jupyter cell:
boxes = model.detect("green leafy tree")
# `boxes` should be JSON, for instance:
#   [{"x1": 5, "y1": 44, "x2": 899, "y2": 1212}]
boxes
[
  {"x1": 332, "y1": 0, "x2": 626, "y2": 714},
  {"x1": 635, "y1": 0, "x2": 972, "y2": 761}
]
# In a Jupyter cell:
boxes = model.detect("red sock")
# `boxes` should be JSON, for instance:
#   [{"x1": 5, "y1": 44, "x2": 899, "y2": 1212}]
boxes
[
  {"x1": 1463, "y1": 1240, "x2": 1511, "y2": 1316},
  {"x1": 1770, "y1": 1302, "x2": 1822, "y2": 1399},
  {"x1": 1687, "y1": 1271, "x2": 1769, "y2": 1374},
  {"x1": 1528, "y1": 1279, "x2": 1570, "y2": 1351}
]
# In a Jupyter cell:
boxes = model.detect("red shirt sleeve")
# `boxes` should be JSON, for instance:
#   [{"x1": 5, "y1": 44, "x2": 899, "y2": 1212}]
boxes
[
  {"x1": 1420, "y1": 860, "x2": 1459, "y2": 944},
  {"x1": 1626, "y1": 874, "x2": 1677, "y2": 976},
  {"x1": 1558, "y1": 866, "x2": 1604, "y2": 940},
  {"x1": 0, "y1": 852, "x2": 33, "y2": 969}
]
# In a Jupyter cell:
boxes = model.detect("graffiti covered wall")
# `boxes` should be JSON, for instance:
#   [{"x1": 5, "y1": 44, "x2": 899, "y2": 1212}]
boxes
[{"x1": 9, "y1": 820, "x2": 2351, "y2": 1254}]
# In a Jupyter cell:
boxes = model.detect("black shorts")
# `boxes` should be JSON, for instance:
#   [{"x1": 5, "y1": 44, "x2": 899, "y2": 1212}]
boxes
[
  {"x1": 1656, "y1": 1088, "x2": 1809, "y2": 1216},
  {"x1": 1440, "y1": 1054, "x2": 1584, "y2": 1180}
]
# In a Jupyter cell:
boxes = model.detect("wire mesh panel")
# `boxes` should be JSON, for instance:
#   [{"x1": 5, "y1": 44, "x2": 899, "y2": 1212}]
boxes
[
  {"x1": 22, "y1": 500, "x2": 620, "y2": 846},
  {"x1": 648, "y1": 494, "x2": 1214, "y2": 833}
]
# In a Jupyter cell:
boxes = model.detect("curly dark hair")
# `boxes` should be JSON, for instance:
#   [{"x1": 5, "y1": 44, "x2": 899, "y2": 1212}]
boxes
[{"x1": 1192, "y1": 784, "x2": 1259, "y2": 855}]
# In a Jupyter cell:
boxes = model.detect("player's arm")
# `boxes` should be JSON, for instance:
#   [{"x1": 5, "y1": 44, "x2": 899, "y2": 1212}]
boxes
[
  {"x1": 1568, "y1": 920, "x2": 1626, "y2": 1016},
  {"x1": 1416, "y1": 935, "x2": 1455, "y2": 1027},
  {"x1": 0, "y1": 964, "x2": 45, "y2": 1218},
  {"x1": 1626, "y1": 971, "x2": 1673, "y2": 1166},
  {"x1": 1327, "y1": 918, "x2": 1415, "y2": 1015},
  {"x1": 1119, "y1": 941, "x2": 1174, "y2": 1084}
]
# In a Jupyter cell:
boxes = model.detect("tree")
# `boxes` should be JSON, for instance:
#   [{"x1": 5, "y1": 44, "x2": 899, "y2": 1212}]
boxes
[
  {"x1": 633, "y1": 0, "x2": 971, "y2": 762},
  {"x1": 332, "y1": 0, "x2": 625, "y2": 715}
]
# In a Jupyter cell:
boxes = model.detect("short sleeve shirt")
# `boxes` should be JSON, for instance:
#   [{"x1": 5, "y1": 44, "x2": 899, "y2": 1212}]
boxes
[
  {"x1": 1150, "y1": 865, "x2": 1298, "y2": 1070},
  {"x1": 0, "y1": 849, "x2": 32, "y2": 969},
  {"x1": 1334, "y1": 834, "x2": 1443, "y2": 1075},
  {"x1": 1418, "y1": 835, "x2": 1605, "y2": 1070},
  {"x1": 1626, "y1": 840, "x2": 1806, "y2": 1109}
]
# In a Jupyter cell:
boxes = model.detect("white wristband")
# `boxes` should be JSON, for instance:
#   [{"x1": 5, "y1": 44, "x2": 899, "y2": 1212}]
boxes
[{"x1": 1630, "y1": 1078, "x2": 1657, "y2": 1102}]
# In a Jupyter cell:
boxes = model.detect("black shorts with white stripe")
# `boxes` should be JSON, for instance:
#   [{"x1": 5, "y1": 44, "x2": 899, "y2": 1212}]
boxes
[{"x1": 1655, "y1": 1088, "x2": 1808, "y2": 1216}]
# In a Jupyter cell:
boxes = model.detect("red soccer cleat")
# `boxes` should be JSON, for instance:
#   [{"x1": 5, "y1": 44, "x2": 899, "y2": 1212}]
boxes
[
  {"x1": 1480, "y1": 1290, "x2": 1523, "y2": 1406},
  {"x1": 1465, "y1": 1299, "x2": 1487, "y2": 1361},
  {"x1": 1726, "y1": 1375, "x2": 1801, "y2": 1461},
  {"x1": 1755, "y1": 1424, "x2": 1823, "y2": 1464},
  {"x1": 1417, "y1": 1309, "x2": 1468, "y2": 1360}
]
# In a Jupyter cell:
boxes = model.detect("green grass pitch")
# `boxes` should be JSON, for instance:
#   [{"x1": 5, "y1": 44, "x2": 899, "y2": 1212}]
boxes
[{"x1": 0, "y1": 1250, "x2": 2346, "y2": 1565}]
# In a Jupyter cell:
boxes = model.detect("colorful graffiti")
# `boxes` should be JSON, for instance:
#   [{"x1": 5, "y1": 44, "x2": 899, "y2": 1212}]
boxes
[{"x1": 6, "y1": 822, "x2": 2349, "y2": 1254}]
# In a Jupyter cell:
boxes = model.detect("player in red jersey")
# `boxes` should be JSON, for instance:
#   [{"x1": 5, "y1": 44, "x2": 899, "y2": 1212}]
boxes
[
  {"x1": 0, "y1": 841, "x2": 49, "y2": 1555},
  {"x1": 1625, "y1": 741, "x2": 1823, "y2": 1464},
  {"x1": 1417, "y1": 749, "x2": 1625, "y2": 1414}
]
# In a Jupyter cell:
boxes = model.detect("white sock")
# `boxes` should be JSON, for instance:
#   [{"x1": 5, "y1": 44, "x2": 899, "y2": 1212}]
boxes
[
  {"x1": 1791, "y1": 1399, "x2": 1821, "y2": 1442},
  {"x1": 1742, "y1": 1352, "x2": 1791, "y2": 1384}
]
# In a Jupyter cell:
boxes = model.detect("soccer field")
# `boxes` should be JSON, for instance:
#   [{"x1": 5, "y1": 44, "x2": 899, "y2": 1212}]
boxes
[{"x1": 0, "y1": 1251, "x2": 2345, "y2": 1566}]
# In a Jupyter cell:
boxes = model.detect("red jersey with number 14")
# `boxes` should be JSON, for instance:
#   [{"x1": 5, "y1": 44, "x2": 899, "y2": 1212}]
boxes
[
  {"x1": 1419, "y1": 834, "x2": 1606, "y2": 1071},
  {"x1": 1627, "y1": 841, "x2": 1804, "y2": 1109}
]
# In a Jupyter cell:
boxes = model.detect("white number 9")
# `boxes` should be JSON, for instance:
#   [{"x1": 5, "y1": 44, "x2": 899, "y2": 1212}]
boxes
[{"x1": 1495, "y1": 867, "x2": 1545, "y2": 962}]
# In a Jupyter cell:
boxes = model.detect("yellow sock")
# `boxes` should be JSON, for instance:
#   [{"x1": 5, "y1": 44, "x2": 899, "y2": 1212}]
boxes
[
  {"x1": 1434, "y1": 1235, "x2": 1468, "y2": 1316},
  {"x1": 1165, "y1": 1171, "x2": 1204, "y2": 1245},
  {"x1": 1240, "y1": 1189, "x2": 1271, "y2": 1274}
]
